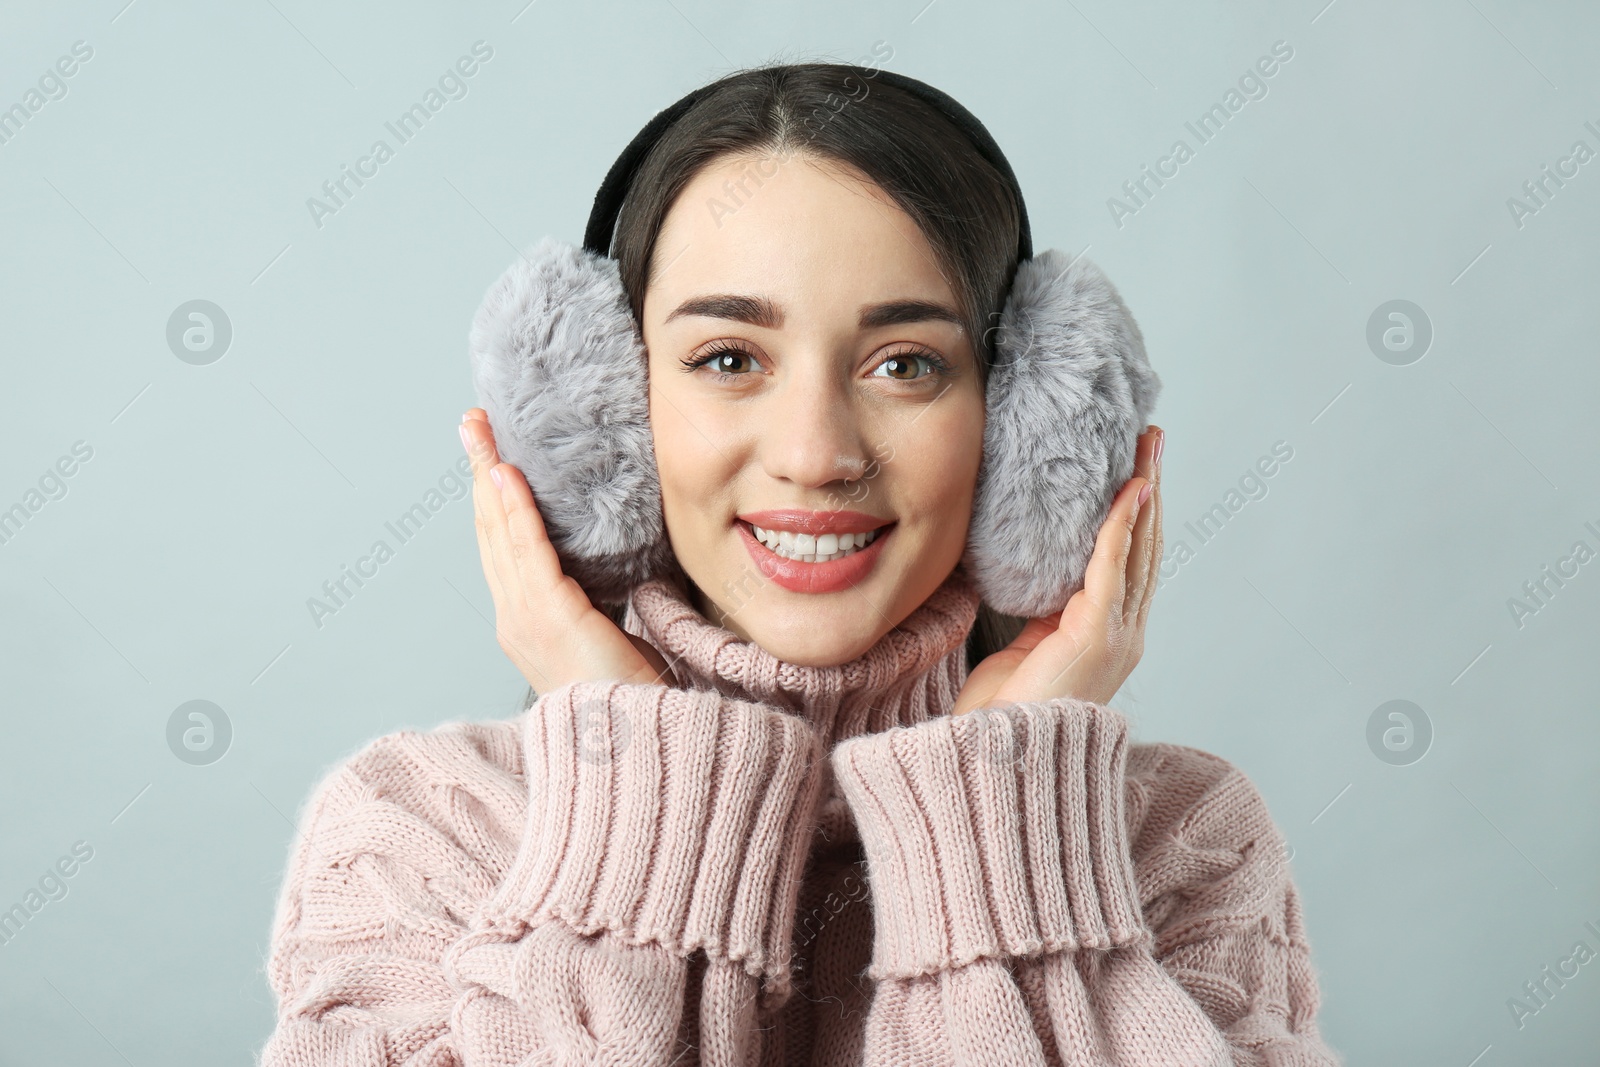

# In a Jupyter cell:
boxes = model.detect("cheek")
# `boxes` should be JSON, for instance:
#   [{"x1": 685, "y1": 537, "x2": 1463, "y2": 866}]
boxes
[
  {"x1": 647, "y1": 370, "x2": 740, "y2": 530},
  {"x1": 892, "y1": 396, "x2": 985, "y2": 518},
  {"x1": 648, "y1": 384, "x2": 697, "y2": 517}
]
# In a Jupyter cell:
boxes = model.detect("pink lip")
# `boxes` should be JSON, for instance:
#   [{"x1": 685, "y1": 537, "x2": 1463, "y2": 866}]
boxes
[
  {"x1": 735, "y1": 519, "x2": 893, "y2": 594},
  {"x1": 736, "y1": 509, "x2": 893, "y2": 535}
]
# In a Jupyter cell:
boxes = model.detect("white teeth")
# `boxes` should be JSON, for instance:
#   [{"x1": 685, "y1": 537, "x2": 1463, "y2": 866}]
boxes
[{"x1": 750, "y1": 524, "x2": 879, "y2": 563}]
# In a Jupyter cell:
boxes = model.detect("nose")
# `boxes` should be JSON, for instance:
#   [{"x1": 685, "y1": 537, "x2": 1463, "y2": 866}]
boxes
[{"x1": 758, "y1": 364, "x2": 871, "y2": 491}]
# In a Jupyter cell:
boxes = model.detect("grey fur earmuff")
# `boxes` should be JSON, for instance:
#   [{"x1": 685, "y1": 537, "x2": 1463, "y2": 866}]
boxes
[{"x1": 467, "y1": 70, "x2": 1160, "y2": 619}]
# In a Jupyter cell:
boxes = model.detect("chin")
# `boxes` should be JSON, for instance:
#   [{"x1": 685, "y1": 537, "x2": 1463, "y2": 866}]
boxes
[
  {"x1": 682, "y1": 560, "x2": 900, "y2": 667},
  {"x1": 737, "y1": 606, "x2": 884, "y2": 667},
  {"x1": 675, "y1": 512, "x2": 953, "y2": 665}
]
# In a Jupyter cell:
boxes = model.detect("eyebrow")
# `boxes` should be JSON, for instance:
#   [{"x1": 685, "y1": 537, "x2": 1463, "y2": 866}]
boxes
[{"x1": 664, "y1": 294, "x2": 965, "y2": 331}]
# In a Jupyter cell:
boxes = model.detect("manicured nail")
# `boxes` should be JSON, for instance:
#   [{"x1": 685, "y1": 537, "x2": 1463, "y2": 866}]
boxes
[
  {"x1": 459, "y1": 424, "x2": 471, "y2": 454},
  {"x1": 1137, "y1": 481, "x2": 1153, "y2": 507},
  {"x1": 1153, "y1": 429, "x2": 1165, "y2": 471},
  {"x1": 490, "y1": 466, "x2": 504, "y2": 490}
]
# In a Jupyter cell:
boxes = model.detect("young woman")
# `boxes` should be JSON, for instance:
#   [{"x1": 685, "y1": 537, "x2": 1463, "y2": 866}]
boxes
[{"x1": 259, "y1": 63, "x2": 1342, "y2": 1065}]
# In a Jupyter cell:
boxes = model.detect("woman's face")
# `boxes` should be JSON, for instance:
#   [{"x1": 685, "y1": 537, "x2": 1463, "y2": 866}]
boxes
[{"x1": 641, "y1": 150, "x2": 985, "y2": 667}]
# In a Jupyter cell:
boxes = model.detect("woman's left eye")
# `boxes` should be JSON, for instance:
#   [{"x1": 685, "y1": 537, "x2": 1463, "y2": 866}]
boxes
[{"x1": 872, "y1": 351, "x2": 948, "y2": 381}]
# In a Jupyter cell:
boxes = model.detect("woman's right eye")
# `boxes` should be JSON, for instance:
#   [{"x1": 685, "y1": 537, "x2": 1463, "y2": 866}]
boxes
[{"x1": 680, "y1": 343, "x2": 760, "y2": 376}]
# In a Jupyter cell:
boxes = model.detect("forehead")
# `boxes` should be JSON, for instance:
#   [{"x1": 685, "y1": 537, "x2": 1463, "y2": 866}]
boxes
[{"x1": 645, "y1": 151, "x2": 958, "y2": 319}]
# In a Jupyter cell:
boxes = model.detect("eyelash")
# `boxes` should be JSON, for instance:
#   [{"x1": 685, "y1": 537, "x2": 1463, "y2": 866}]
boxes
[{"x1": 678, "y1": 341, "x2": 955, "y2": 382}]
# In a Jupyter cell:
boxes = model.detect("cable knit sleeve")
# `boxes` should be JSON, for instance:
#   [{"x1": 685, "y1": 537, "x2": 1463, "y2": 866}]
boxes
[
  {"x1": 829, "y1": 698, "x2": 1343, "y2": 1066},
  {"x1": 257, "y1": 680, "x2": 825, "y2": 1066}
]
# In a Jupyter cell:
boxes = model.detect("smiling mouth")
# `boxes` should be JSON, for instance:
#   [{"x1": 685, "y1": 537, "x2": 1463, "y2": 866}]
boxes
[
  {"x1": 733, "y1": 511, "x2": 895, "y2": 594},
  {"x1": 744, "y1": 522, "x2": 883, "y2": 563}
]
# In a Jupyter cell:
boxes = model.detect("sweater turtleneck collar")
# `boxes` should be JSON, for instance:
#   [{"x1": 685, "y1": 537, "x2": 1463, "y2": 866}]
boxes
[{"x1": 619, "y1": 566, "x2": 981, "y2": 753}]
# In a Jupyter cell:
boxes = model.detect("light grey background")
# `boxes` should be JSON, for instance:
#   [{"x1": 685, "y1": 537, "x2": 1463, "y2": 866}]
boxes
[{"x1": 2, "y1": 0, "x2": 1596, "y2": 1063}]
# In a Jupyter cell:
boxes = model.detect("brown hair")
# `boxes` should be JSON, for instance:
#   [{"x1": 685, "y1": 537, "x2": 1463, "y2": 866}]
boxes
[{"x1": 578, "y1": 58, "x2": 1029, "y2": 695}]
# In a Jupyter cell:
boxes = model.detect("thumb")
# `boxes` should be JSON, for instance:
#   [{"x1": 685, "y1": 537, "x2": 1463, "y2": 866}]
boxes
[
  {"x1": 950, "y1": 670, "x2": 1004, "y2": 717},
  {"x1": 626, "y1": 634, "x2": 674, "y2": 686},
  {"x1": 1003, "y1": 611, "x2": 1063, "y2": 658}
]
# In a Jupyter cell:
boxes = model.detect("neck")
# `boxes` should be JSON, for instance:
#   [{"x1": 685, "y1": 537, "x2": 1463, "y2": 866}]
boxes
[
  {"x1": 686, "y1": 579, "x2": 749, "y2": 643},
  {"x1": 621, "y1": 568, "x2": 981, "y2": 845},
  {"x1": 624, "y1": 569, "x2": 979, "y2": 746}
]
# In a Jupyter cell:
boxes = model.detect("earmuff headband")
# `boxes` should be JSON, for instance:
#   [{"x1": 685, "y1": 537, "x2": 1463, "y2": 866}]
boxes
[
  {"x1": 470, "y1": 65, "x2": 1160, "y2": 617},
  {"x1": 581, "y1": 67, "x2": 1032, "y2": 264}
]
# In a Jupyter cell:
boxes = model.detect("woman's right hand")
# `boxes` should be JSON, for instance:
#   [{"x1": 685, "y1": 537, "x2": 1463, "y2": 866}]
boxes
[{"x1": 460, "y1": 408, "x2": 672, "y2": 692}]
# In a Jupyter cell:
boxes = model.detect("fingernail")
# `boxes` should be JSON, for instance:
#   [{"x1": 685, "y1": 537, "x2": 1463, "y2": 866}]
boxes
[
  {"x1": 1137, "y1": 481, "x2": 1153, "y2": 507},
  {"x1": 459, "y1": 424, "x2": 471, "y2": 454},
  {"x1": 490, "y1": 466, "x2": 504, "y2": 490},
  {"x1": 1153, "y1": 429, "x2": 1165, "y2": 471}
]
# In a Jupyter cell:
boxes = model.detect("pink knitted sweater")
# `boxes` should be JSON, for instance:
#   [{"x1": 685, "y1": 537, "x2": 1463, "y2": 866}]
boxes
[{"x1": 258, "y1": 567, "x2": 1342, "y2": 1065}]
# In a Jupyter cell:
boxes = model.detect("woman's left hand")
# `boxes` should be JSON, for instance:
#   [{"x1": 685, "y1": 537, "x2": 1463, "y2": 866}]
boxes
[{"x1": 951, "y1": 425, "x2": 1164, "y2": 716}]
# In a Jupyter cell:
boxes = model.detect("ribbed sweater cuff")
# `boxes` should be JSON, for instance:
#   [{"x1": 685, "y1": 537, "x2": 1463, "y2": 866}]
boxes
[
  {"x1": 258, "y1": 1017, "x2": 387, "y2": 1063},
  {"x1": 831, "y1": 697, "x2": 1151, "y2": 981},
  {"x1": 477, "y1": 681, "x2": 825, "y2": 981}
]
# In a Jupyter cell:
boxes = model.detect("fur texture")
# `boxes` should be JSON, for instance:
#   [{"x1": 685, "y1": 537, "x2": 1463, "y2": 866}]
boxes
[
  {"x1": 467, "y1": 236, "x2": 673, "y2": 605},
  {"x1": 468, "y1": 240, "x2": 1159, "y2": 618},
  {"x1": 962, "y1": 249, "x2": 1161, "y2": 618}
]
